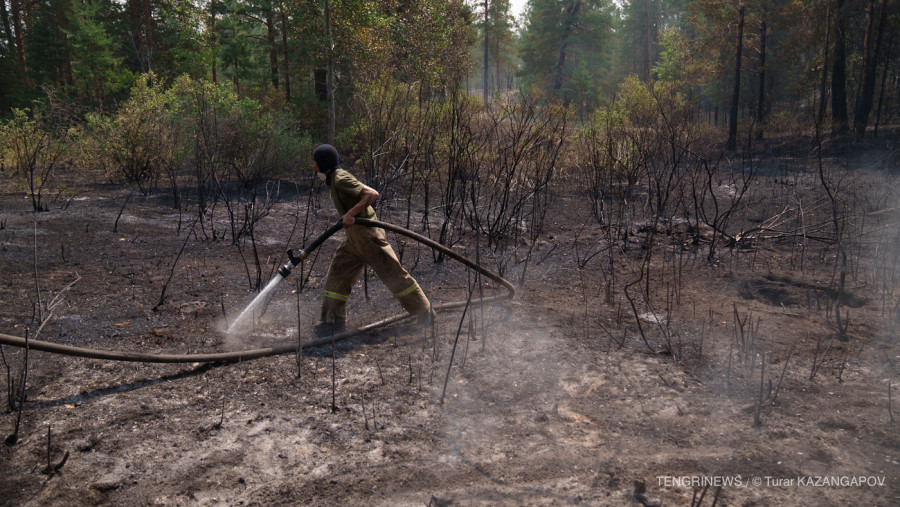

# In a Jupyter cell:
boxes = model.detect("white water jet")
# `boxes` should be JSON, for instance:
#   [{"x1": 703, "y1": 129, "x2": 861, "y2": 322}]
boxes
[{"x1": 226, "y1": 273, "x2": 284, "y2": 336}]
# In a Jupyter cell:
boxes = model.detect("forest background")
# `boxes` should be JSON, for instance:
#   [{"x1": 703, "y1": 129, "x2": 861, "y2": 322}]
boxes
[{"x1": 0, "y1": 0, "x2": 897, "y2": 216}]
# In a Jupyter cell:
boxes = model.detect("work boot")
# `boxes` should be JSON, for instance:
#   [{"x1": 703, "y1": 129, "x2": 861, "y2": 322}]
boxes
[
  {"x1": 314, "y1": 321, "x2": 345, "y2": 338},
  {"x1": 415, "y1": 307, "x2": 436, "y2": 329}
]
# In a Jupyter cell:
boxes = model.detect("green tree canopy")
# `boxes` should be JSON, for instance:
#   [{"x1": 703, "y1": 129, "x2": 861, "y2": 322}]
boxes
[{"x1": 518, "y1": 0, "x2": 616, "y2": 109}]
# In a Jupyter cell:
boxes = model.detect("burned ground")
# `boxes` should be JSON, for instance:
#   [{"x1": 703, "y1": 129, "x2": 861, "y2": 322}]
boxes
[{"x1": 1, "y1": 148, "x2": 899, "y2": 506}]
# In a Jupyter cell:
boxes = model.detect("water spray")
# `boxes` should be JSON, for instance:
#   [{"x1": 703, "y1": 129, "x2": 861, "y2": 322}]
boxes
[{"x1": 227, "y1": 221, "x2": 344, "y2": 335}]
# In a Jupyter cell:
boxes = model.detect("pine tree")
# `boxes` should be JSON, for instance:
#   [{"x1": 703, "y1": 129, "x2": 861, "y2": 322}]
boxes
[
  {"x1": 64, "y1": 0, "x2": 132, "y2": 112},
  {"x1": 519, "y1": 0, "x2": 615, "y2": 107},
  {"x1": 474, "y1": 0, "x2": 517, "y2": 97}
]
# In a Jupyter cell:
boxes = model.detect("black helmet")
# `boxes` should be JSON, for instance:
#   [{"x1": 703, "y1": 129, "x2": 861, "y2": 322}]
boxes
[{"x1": 313, "y1": 144, "x2": 340, "y2": 173}]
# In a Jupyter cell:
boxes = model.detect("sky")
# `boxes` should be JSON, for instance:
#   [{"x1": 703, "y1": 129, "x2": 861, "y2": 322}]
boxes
[{"x1": 509, "y1": 0, "x2": 528, "y2": 21}]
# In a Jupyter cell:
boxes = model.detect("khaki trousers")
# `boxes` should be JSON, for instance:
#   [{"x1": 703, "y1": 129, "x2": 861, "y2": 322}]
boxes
[{"x1": 320, "y1": 226, "x2": 430, "y2": 323}]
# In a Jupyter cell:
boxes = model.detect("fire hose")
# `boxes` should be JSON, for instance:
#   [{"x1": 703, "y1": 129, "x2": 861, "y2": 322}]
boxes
[{"x1": 0, "y1": 219, "x2": 515, "y2": 364}]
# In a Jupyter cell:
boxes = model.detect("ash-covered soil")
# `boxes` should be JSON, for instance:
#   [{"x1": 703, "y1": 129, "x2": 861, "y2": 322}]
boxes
[{"x1": 2, "y1": 154, "x2": 899, "y2": 506}]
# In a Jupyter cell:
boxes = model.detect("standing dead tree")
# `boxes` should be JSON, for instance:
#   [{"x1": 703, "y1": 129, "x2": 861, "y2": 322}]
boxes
[
  {"x1": 815, "y1": 124, "x2": 852, "y2": 341},
  {"x1": 618, "y1": 80, "x2": 700, "y2": 354},
  {"x1": 346, "y1": 78, "x2": 447, "y2": 268},
  {"x1": 437, "y1": 90, "x2": 484, "y2": 260},
  {"x1": 689, "y1": 154, "x2": 757, "y2": 263},
  {"x1": 460, "y1": 91, "x2": 569, "y2": 281}
]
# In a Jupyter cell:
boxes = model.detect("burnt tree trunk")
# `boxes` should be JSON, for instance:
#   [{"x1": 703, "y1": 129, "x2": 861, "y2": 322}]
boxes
[
  {"x1": 831, "y1": 0, "x2": 849, "y2": 137},
  {"x1": 817, "y1": 0, "x2": 832, "y2": 124},
  {"x1": 853, "y1": 0, "x2": 887, "y2": 140},
  {"x1": 873, "y1": 31, "x2": 893, "y2": 137},
  {"x1": 726, "y1": 0, "x2": 746, "y2": 151},
  {"x1": 756, "y1": 0, "x2": 768, "y2": 140}
]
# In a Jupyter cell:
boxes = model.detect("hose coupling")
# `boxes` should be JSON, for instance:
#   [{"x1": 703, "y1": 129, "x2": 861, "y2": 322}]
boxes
[
  {"x1": 287, "y1": 248, "x2": 307, "y2": 266},
  {"x1": 278, "y1": 249, "x2": 308, "y2": 278}
]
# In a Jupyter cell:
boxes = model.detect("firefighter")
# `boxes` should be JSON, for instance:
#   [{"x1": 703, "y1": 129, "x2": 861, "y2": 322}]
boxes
[{"x1": 312, "y1": 144, "x2": 435, "y2": 337}]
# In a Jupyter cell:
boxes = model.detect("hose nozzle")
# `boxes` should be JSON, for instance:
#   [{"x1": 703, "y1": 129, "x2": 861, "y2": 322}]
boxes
[
  {"x1": 278, "y1": 221, "x2": 343, "y2": 278},
  {"x1": 277, "y1": 249, "x2": 308, "y2": 278}
]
